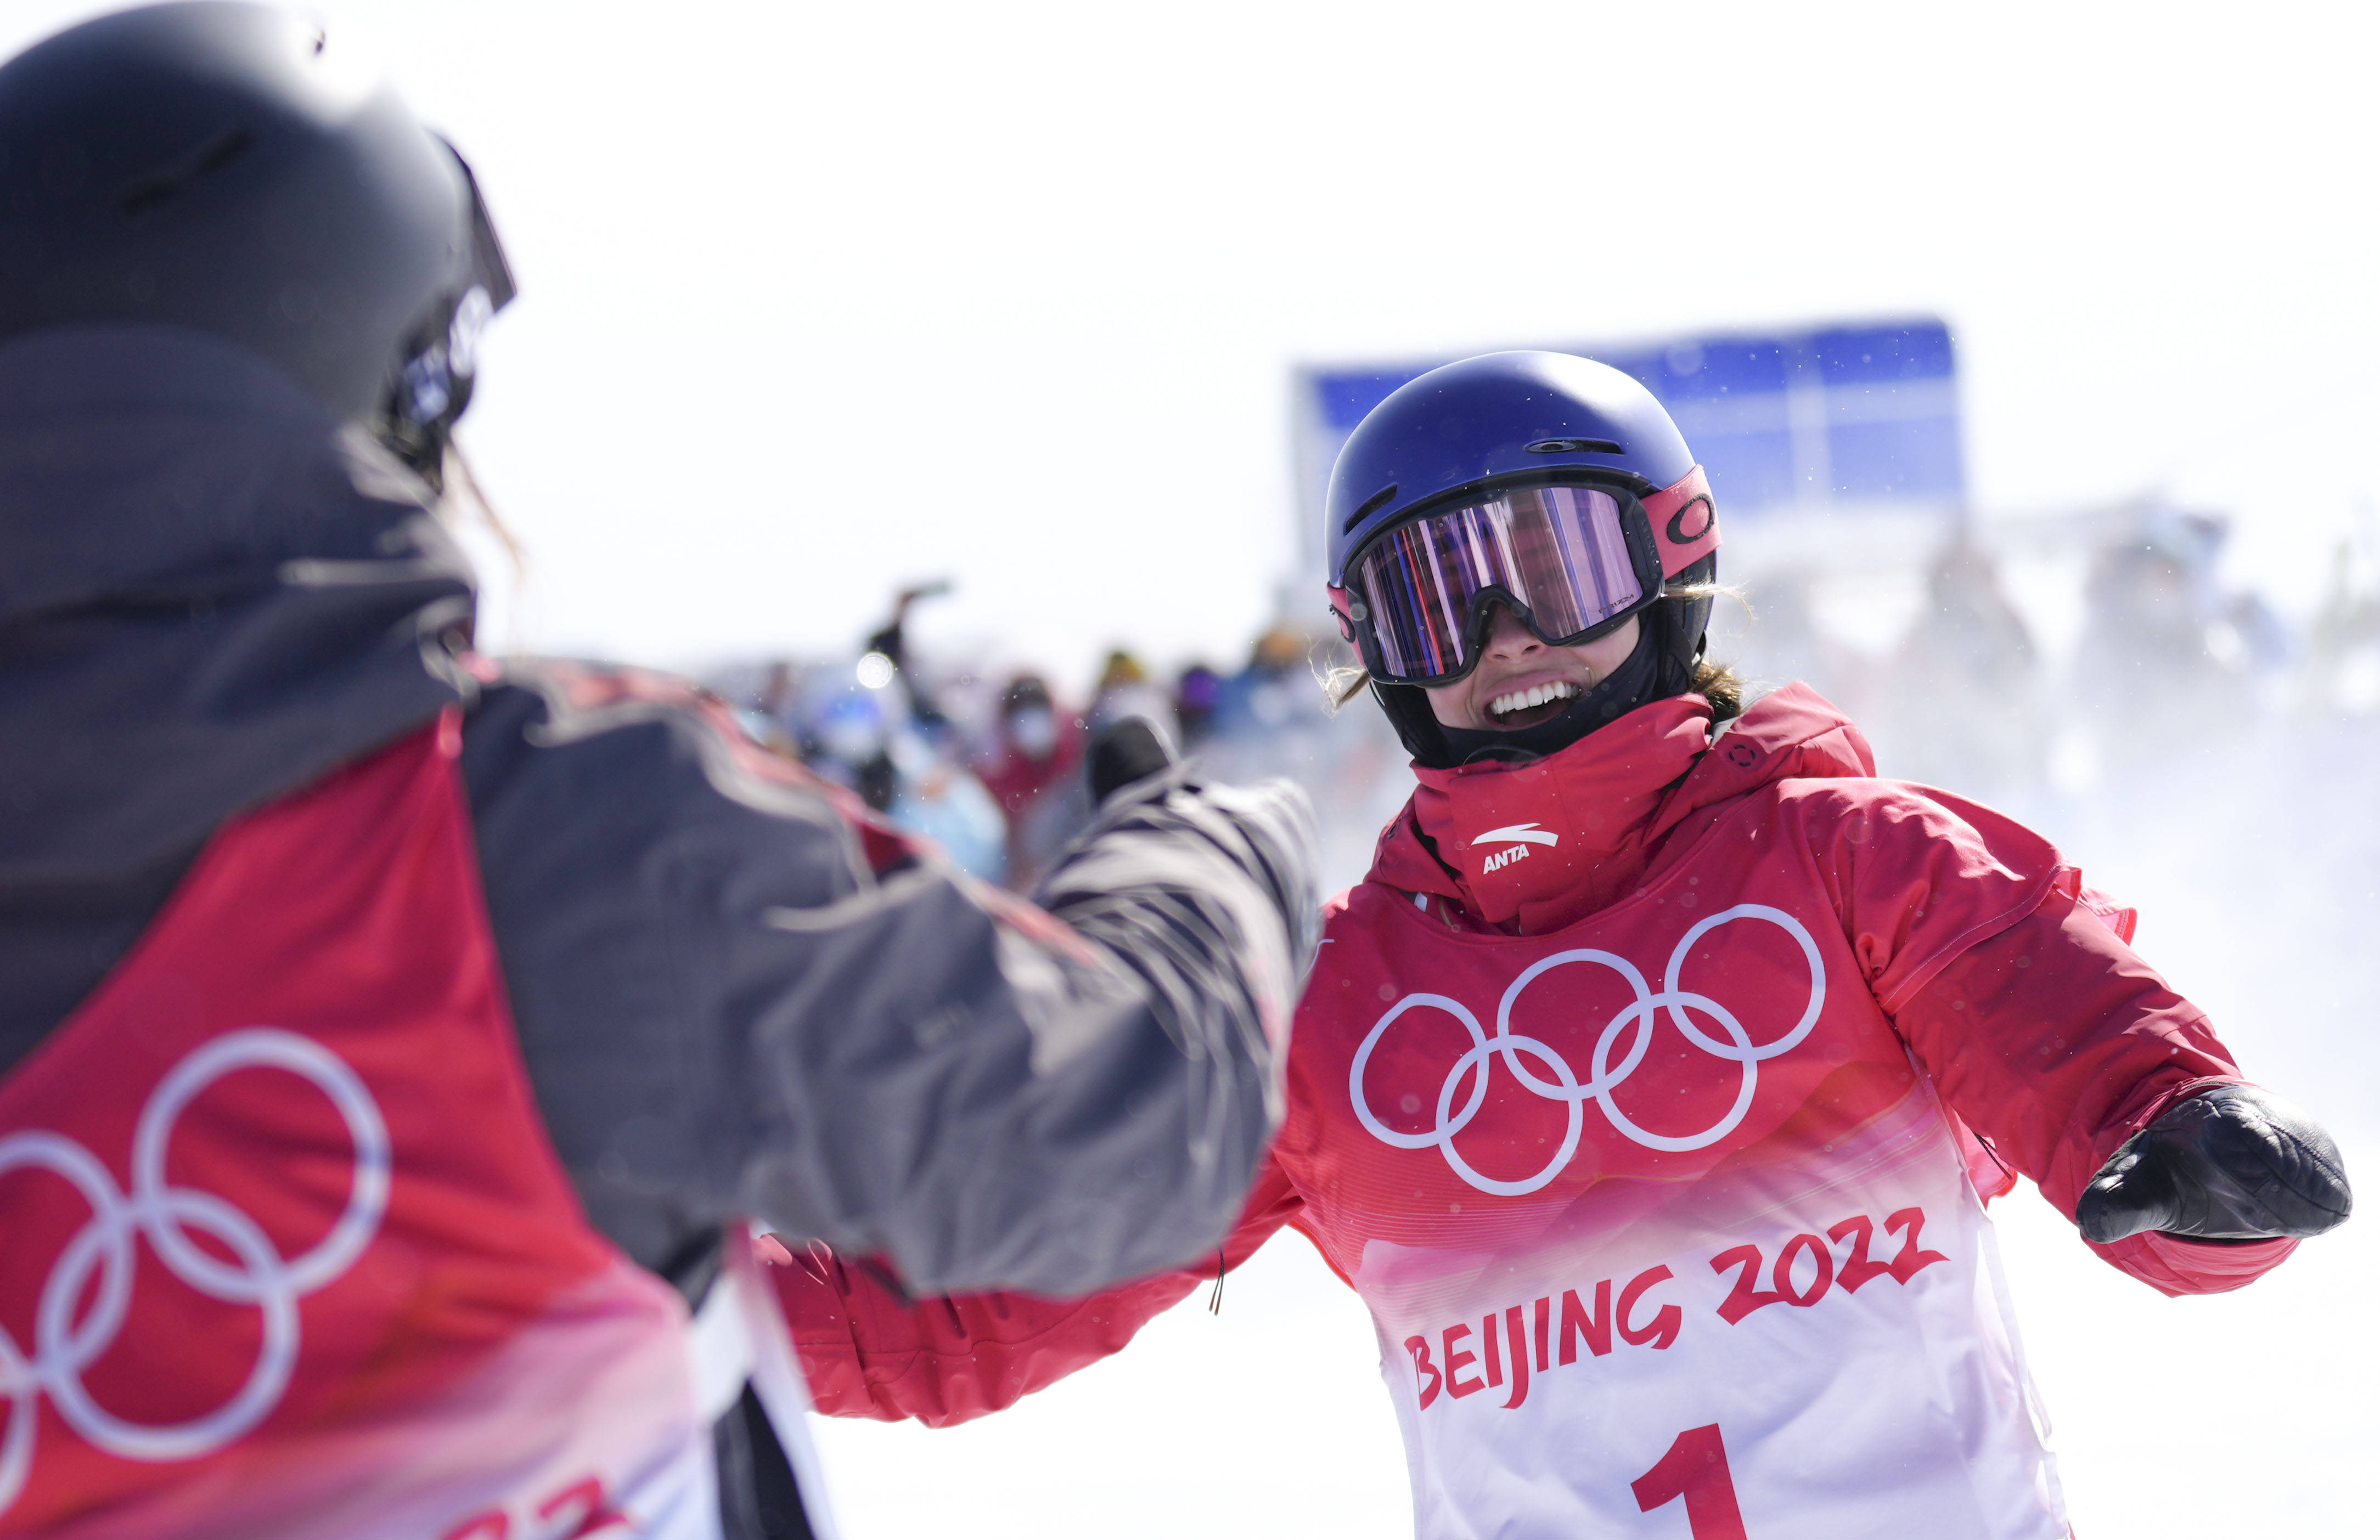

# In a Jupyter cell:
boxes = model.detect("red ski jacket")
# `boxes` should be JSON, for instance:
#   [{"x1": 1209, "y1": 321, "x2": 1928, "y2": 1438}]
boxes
[{"x1": 774, "y1": 686, "x2": 2291, "y2": 1537}]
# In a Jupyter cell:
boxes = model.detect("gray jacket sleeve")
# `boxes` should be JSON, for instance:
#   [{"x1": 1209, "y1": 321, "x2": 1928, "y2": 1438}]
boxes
[{"x1": 460, "y1": 661, "x2": 1318, "y2": 1296}]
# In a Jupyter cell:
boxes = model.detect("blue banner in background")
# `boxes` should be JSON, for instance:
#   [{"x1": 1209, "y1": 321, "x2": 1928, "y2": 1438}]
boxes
[{"x1": 1295, "y1": 318, "x2": 1965, "y2": 554}]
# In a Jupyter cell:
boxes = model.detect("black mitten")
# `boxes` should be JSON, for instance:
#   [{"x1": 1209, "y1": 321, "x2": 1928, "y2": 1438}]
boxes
[
  {"x1": 2075, "y1": 1085, "x2": 2352, "y2": 1244},
  {"x1": 1087, "y1": 716, "x2": 1177, "y2": 805}
]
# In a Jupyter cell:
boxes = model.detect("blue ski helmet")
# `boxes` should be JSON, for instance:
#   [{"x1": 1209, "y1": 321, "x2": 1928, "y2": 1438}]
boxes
[
  {"x1": 1324, "y1": 351, "x2": 1720, "y2": 764},
  {"x1": 0, "y1": 2, "x2": 516, "y2": 487}
]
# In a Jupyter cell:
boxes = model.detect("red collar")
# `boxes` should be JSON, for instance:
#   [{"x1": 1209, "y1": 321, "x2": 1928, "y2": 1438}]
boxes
[
  {"x1": 1370, "y1": 684, "x2": 1877, "y2": 935},
  {"x1": 1401, "y1": 695, "x2": 1714, "y2": 933}
]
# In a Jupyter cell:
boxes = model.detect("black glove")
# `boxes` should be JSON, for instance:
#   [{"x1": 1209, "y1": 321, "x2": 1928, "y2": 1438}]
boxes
[
  {"x1": 2075, "y1": 1085, "x2": 2352, "y2": 1244},
  {"x1": 1086, "y1": 715, "x2": 1177, "y2": 805}
]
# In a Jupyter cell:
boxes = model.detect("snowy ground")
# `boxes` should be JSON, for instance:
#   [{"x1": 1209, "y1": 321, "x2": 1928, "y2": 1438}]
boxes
[{"x1": 804, "y1": 710, "x2": 2378, "y2": 1539}]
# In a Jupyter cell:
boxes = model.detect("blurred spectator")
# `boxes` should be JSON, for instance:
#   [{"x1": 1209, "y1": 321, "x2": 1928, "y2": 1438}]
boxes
[
  {"x1": 701, "y1": 492, "x2": 2359, "y2": 890},
  {"x1": 711, "y1": 607, "x2": 1499, "y2": 894},
  {"x1": 1196, "y1": 622, "x2": 1408, "y2": 884},
  {"x1": 1174, "y1": 662, "x2": 1224, "y2": 748},
  {"x1": 1088, "y1": 648, "x2": 1174, "y2": 736},
  {"x1": 2077, "y1": 510, "x2": 2254, "y2": 754},
  {"x1": 794, "y1": 670, "x2": 1008, "y2": 882},
  {"x1": 884, "y1": 740, "x2": 1008, "y2": 884},
  {"x1": 801, "y1": 681, "x2": 903, "y2": 813},
  {"x1": 1212, "y1": 625, "x2": 1321, "y2": 742},
  {"x1": 765, "y1": 583, "x2": 1012, "y2": 883},
  {"x1": 977, "y1": 674, "x2": 1082, "y2": 820},
  {"x1": 975, "y1": 673, "x2": 1088, "y2": 884},
  {"x1": 863, "y1": 580, "x2": 954, "y2": 727},
  {"x1": 1880, "y1": 535, "x2": 2046, "y2": 793}
]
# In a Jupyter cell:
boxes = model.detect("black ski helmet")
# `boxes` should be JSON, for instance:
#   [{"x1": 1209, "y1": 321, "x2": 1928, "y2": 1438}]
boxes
[
  {"x1": 0, "y1": 1, "x2": 515, "y2": 481},
  {"x1": 1323, "y1": 352, "x2": 1721, "y2": 766}
]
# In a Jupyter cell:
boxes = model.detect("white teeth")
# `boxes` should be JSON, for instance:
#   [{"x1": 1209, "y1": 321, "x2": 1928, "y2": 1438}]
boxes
[{"x1": 1487, "y1": 680, "x2": 1581, "y2": 719}]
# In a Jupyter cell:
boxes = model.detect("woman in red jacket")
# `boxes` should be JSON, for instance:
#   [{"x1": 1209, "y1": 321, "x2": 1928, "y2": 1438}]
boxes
[{"x1": 772, "y1": 352, "x2": 2351, "y2": 1537}]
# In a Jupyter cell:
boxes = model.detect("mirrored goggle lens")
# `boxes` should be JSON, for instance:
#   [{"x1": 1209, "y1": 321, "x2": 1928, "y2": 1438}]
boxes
[{"x1": 1352, "y1": 484, "x2": 1644, "y2": 682}]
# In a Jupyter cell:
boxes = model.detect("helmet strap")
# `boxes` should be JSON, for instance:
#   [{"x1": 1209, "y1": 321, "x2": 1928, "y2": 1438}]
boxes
[{"x1": 1370, "y1": 677, "x2": 1455, "y2": 766}]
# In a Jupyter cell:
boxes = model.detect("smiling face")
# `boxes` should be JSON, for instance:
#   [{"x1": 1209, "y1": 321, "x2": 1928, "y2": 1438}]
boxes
[{"x1": 1422, "y1": 603, "x2": 1641, "y2": 732}]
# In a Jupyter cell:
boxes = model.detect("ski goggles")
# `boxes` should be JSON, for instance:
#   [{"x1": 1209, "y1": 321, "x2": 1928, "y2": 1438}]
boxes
[{"x1": 1335, "y1": 476, "x2": 1672, "y2": 687}]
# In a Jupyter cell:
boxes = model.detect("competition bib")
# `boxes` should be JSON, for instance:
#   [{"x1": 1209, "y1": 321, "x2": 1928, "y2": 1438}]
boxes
[{"x1": 1284, "y1": 864, "x2": 2067, "y2": 1538}]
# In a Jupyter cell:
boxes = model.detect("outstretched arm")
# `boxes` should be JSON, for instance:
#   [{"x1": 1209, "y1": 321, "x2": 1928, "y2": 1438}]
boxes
[
  {"x1": 464, "y1": 660, "x2": 1320, "y2": 1297},
  {"x1": 772, "y1": 1160, "x2": 1307, "y2": 1426},
  {"x1": 1803, "y1": 782, "x2": 2347, "y2": 1296},
  {"x1": 1894, "y1": 880, "x2": 2344, "y2": 1294}
]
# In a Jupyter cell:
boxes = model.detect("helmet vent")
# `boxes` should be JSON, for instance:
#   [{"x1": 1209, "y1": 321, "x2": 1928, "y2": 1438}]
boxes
[
  {"x1": 117, "y1": 127, "x2": 255, "y2": 217},
  {"x1": 1342, "y1": 483, "x2": 1399, "y2": 533},
  {"x1": 1525, "y1": 437, "x2": 1622, "y2": 455}
]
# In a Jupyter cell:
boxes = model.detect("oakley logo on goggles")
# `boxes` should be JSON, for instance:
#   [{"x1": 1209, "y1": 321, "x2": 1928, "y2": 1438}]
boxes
[{"x1": 1345, "y1": 478, "x2": 1667, "y2": 686}]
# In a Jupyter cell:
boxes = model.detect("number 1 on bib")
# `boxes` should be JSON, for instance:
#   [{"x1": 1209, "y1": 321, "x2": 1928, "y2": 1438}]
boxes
[{"x1": 1630, "y1": 1423, "x2": 1748, "y2": 1540}]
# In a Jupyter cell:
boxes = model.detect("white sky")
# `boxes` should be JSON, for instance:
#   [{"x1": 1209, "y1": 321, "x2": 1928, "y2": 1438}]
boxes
[{"x1": 7, "y1": 0, "x2": 2375, "y2": 687}]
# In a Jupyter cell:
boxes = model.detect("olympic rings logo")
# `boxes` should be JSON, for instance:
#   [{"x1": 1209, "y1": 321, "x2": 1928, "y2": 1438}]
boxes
[
  {"x1": 1349, "y1": 905, "x2": 1826, "y2": 1195},
  {"x1": 0, "y1": 1030, "x2": 389, "y2": 1518}
]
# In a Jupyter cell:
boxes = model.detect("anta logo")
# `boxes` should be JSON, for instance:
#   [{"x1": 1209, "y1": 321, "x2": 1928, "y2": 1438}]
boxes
[{"x1": 1472, "y1": 822, "x2": 1558, "y2": 874}]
